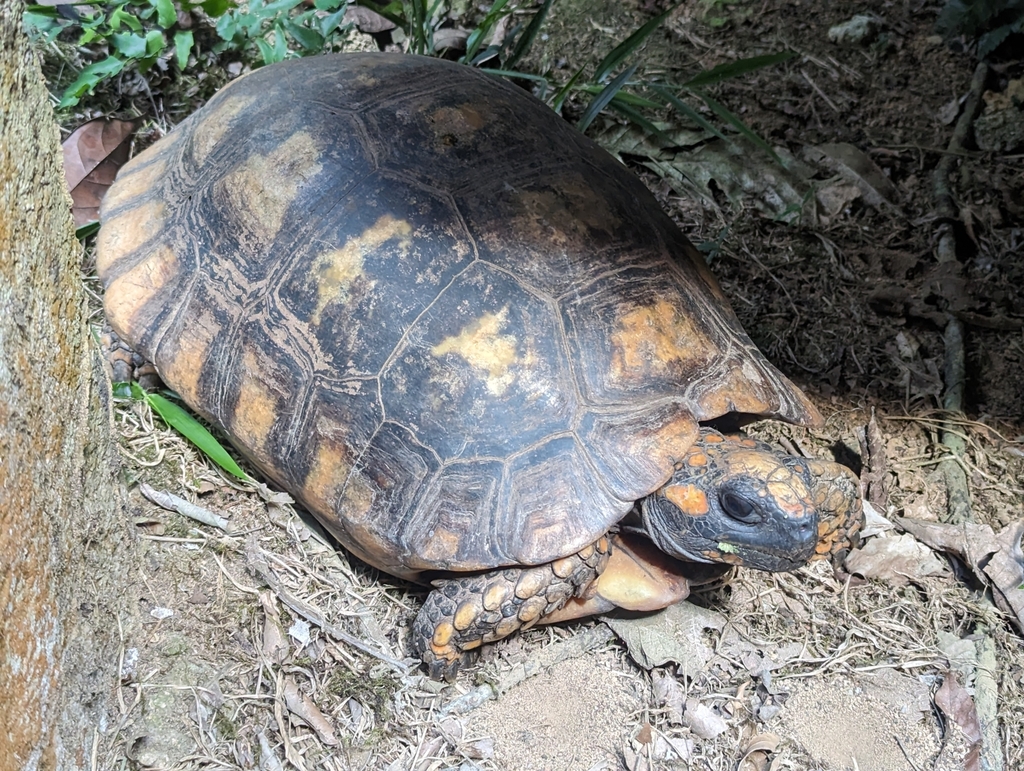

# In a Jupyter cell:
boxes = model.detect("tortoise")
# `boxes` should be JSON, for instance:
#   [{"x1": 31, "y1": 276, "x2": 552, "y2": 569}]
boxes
[{"x1": 97, "y1": 53, "x2": 862, "y2": 679}]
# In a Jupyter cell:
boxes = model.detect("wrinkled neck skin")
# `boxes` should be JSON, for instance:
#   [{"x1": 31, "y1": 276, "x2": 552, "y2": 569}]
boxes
[{"x1": 637, "y1": 428, "x2": 821, "y2": 572}]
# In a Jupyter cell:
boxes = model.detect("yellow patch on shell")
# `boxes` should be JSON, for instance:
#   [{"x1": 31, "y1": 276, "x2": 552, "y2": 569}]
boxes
[
  {"x1": 638, "y1": 413, "x2": 700, "y2": 476},
  {"x1": 610, "y1": 299, "x2": 713, "y2": 384},
  {"x1": 431, "y1": 306, "x2": 519, "y2": 395},
  {"x1": 301, "y1": 438, "x2": 352, "y2": 517},
  {"x1": 96, "y1": 199, "x2": 167, "y2": 278},
  {"x1": 100, "y1": 156, "x2": 168, "y2": 215},
  {"x1": 417, "y1": 528, "x2": 461, "y2": 564},
  {"x1": 430, "y1": 104, "x2": 486, "y2": 145},
  {"x1": 158, "y1": 307, "x2": 222, "y2": 406},
  {"x1": 102, "y1": 242, "x2": 178, "y2": 341},
  {"x1": 516, "y1": 177, "x2": 621, "y2": 240},
  {"x1": 665, "y1": 483, "x2": 710, "y2": 516},
  {"x1": 189, "y1": 91, "x2": 258, "y2": 165},
  {"x1": 230, "y1": 348, "x2": 279, "y2": 458},
  {"x1": 310, "y1": 214, "x2": 412, "y2": 325},
  {"x1": 694, "y1": 361, "x2": 775, "y2": 418},
  {"x1": 216, "y1": 130, "x2": 321, "y2": 246}
]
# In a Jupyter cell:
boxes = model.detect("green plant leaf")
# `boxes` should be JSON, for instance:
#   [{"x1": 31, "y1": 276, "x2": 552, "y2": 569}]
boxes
[
  {"x1": 577, "y1": 63, "x2": 637, "y2": 132},
  {"x1": 283, "y1": 18, "x2": 323, "y2": 50},
  {"x1": 151, "y1": 0, "x2": 176, "y2": 28},
  {"x1": 462, "y1": 0, "x2": 510, "y2": 64},
  {"x1": 649, "y1": 84, "x2": 728, "y2": 141},
  {"x1": 577, "y1": 83, "x2": 661, "y2": 108},
  {"x1": 318, "y1": 6, "x2": 347, "y2": 36},
  {"x1": 137, "y1": 387, "x2": 251, "y2": 480},
  {"x1": 75, "y1": 222, "x2": 101, "y2": 240},
  {"x1": 255, "y1": 37, "x2": 277, "y2": 63},
  {"x1": 605, "y1": 96, "x2": 674, "y2": 143},
  {"x1": 479, "y1": 67, "x2": 551, "y2": 84},
  {"x1": 503, "y1": 0, "x2": 554, "y2": 71},
  {"x1": 593, "y1": 5, "x2": 672, "y2": 83},
  {"x1": 112, "y1": 31, "x2": 147, "y2": 57},
  {"x1": 201, "y1": 0, "x2": 232, "y2": 17},
  {"x1": 260, "y1": 0, "x2": 304, "y2": 14},
  {"x1": 550, "y1": 64, "x2": 585, "y2": 114},
  {"x1": 106, "y1": 5, "x2": 141, "y2": 31},
  {"x1": 174, "y1": 29, "x2": 194, "y2": 68},
  {"x1": 60, "y1": 56, "x2": 125, "y2": 107},
  {"x1": 693, "y1": 88, "x2": 780, "y2": 162},
  {"x1": 681, "y1": 50, "x2": 795, "y2": 88},
  {"x1": 145, "y1": 27, "x2": 165, "y2": 56}
]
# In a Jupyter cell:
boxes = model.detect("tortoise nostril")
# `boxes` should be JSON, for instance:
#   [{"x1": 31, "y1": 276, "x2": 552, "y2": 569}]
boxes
[{"x1": 720, "y1": 490, "x2": 761, "y2": 524}]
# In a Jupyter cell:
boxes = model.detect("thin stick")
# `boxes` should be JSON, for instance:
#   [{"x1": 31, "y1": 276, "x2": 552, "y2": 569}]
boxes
[{"x1": 928, "y1": 59, "x2": 1003, "y2": 771}]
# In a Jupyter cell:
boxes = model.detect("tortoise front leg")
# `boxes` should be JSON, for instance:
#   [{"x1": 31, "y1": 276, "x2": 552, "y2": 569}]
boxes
[{"x1": 413, "y1": 538, "x2": 611, "y2": 680}]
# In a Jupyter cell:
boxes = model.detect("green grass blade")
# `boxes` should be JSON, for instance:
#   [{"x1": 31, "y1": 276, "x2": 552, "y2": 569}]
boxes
[
  {"x1": 550, "y1": 64, "x2": 585, "y2": 113},
  {"x1": 577, "y1": 83, "x2": 661, "y2": 109},
  {"x1": 462, "y1": 0, "x2": 510, "y2": 63},
  {"x1": 142, "y1": 388, "x2": 251, "y2": 480},
  {"x1": 577, "y1": 63, "x2": 637, "y2": 133},
  {"x1": 479, "y1": 67, "x2": 551, "y2": 84},
  {"x1": 504, "y1": 0, "x2": 554, "y2": 70},
  {"x1": 693, "y1": 88, "x2": 780, "y2": 162},
  {"x1": 681, "y1": 50, "x2": 795, "y2": 88},
  {"x1": 605, "y1": 96, "x2": 674, "y2": 144},
  {"x1": 649, "y1": 84, "x2": 727, "y2": 141},
  {"x1": 593, "y1": 5, "x2": 672, "y2": 83},
  {"x1": 75, "y1": 221, "x2": 100, "y2": 240}
]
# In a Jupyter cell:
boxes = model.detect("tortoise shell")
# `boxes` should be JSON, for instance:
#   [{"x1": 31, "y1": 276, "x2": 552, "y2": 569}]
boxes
[{"x1": 98, "y1": 53, "x2": 819, "y2": 579}]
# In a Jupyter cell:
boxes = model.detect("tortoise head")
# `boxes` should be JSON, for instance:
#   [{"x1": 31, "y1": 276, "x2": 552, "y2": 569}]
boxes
[{"x1": 640, "y1": 428, "x2": 820, "y2": 572}]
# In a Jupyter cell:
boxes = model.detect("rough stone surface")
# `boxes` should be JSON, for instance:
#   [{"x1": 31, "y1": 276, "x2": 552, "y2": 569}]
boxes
[{"x1": 0, "y1": 5, "x2": 135, "y2": 770}]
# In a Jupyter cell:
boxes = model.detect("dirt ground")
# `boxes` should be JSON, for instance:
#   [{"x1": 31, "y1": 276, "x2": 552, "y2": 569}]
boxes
[{"x1": 50, "y1": 0, "x2": 1024, "y2": 769}]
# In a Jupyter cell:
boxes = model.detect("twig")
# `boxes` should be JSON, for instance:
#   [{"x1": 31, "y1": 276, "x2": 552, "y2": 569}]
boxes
[
  {"x1": 928, "y1": 59, "x2": 1003, "y2": 771},
  {"x1": 245, "y1": 539, "x2": 409, "y2": 674}
]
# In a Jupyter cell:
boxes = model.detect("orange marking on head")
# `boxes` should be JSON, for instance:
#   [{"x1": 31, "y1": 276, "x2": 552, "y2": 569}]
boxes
[{"x1": 665, "y1": 484, "x2": 710, "y2": 516}]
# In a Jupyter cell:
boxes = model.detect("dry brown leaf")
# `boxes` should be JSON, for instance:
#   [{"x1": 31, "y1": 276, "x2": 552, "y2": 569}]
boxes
[
  {"x1": 844, "y1": 532, "x2": 948, "y2": 585},
  {"x1": 281, "y1": 676, "x2": 338, "y2": 746},
  {"x1": 682, "y1": 698, "x2": 728, "y2": 739},
  {"x1": 900, "y1": 517, "x2": 1024, "y2": 632},
  {"x1": 803, "y1": 142, "x2": 897, "y2": 207},
  {"x1": 260, "y1": 593, "x2": 288, "y2": 665},
  {"x1": 62, "y1": 118, "x2": 136, "y2": 226},
  {"x1": 989, "y1": 522, "x2": 1024, "y2": 628},
  {"x1": 651, "y1": 669, "x2": 685, "y2": 724},
  {"x1": 739, "y1": 733, "x2": 780, "y2": 771},
  {"x1": 934, "y1": 673, "x2": 982, "y2": 771},
  {"x1": 344, "y1": 5, "x2": 395, "y2": 33}
]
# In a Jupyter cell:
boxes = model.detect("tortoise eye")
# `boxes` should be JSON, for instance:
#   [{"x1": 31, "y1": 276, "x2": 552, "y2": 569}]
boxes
[{"x1": 720, "y1": 490, "x2": 760, "y2": 524}]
